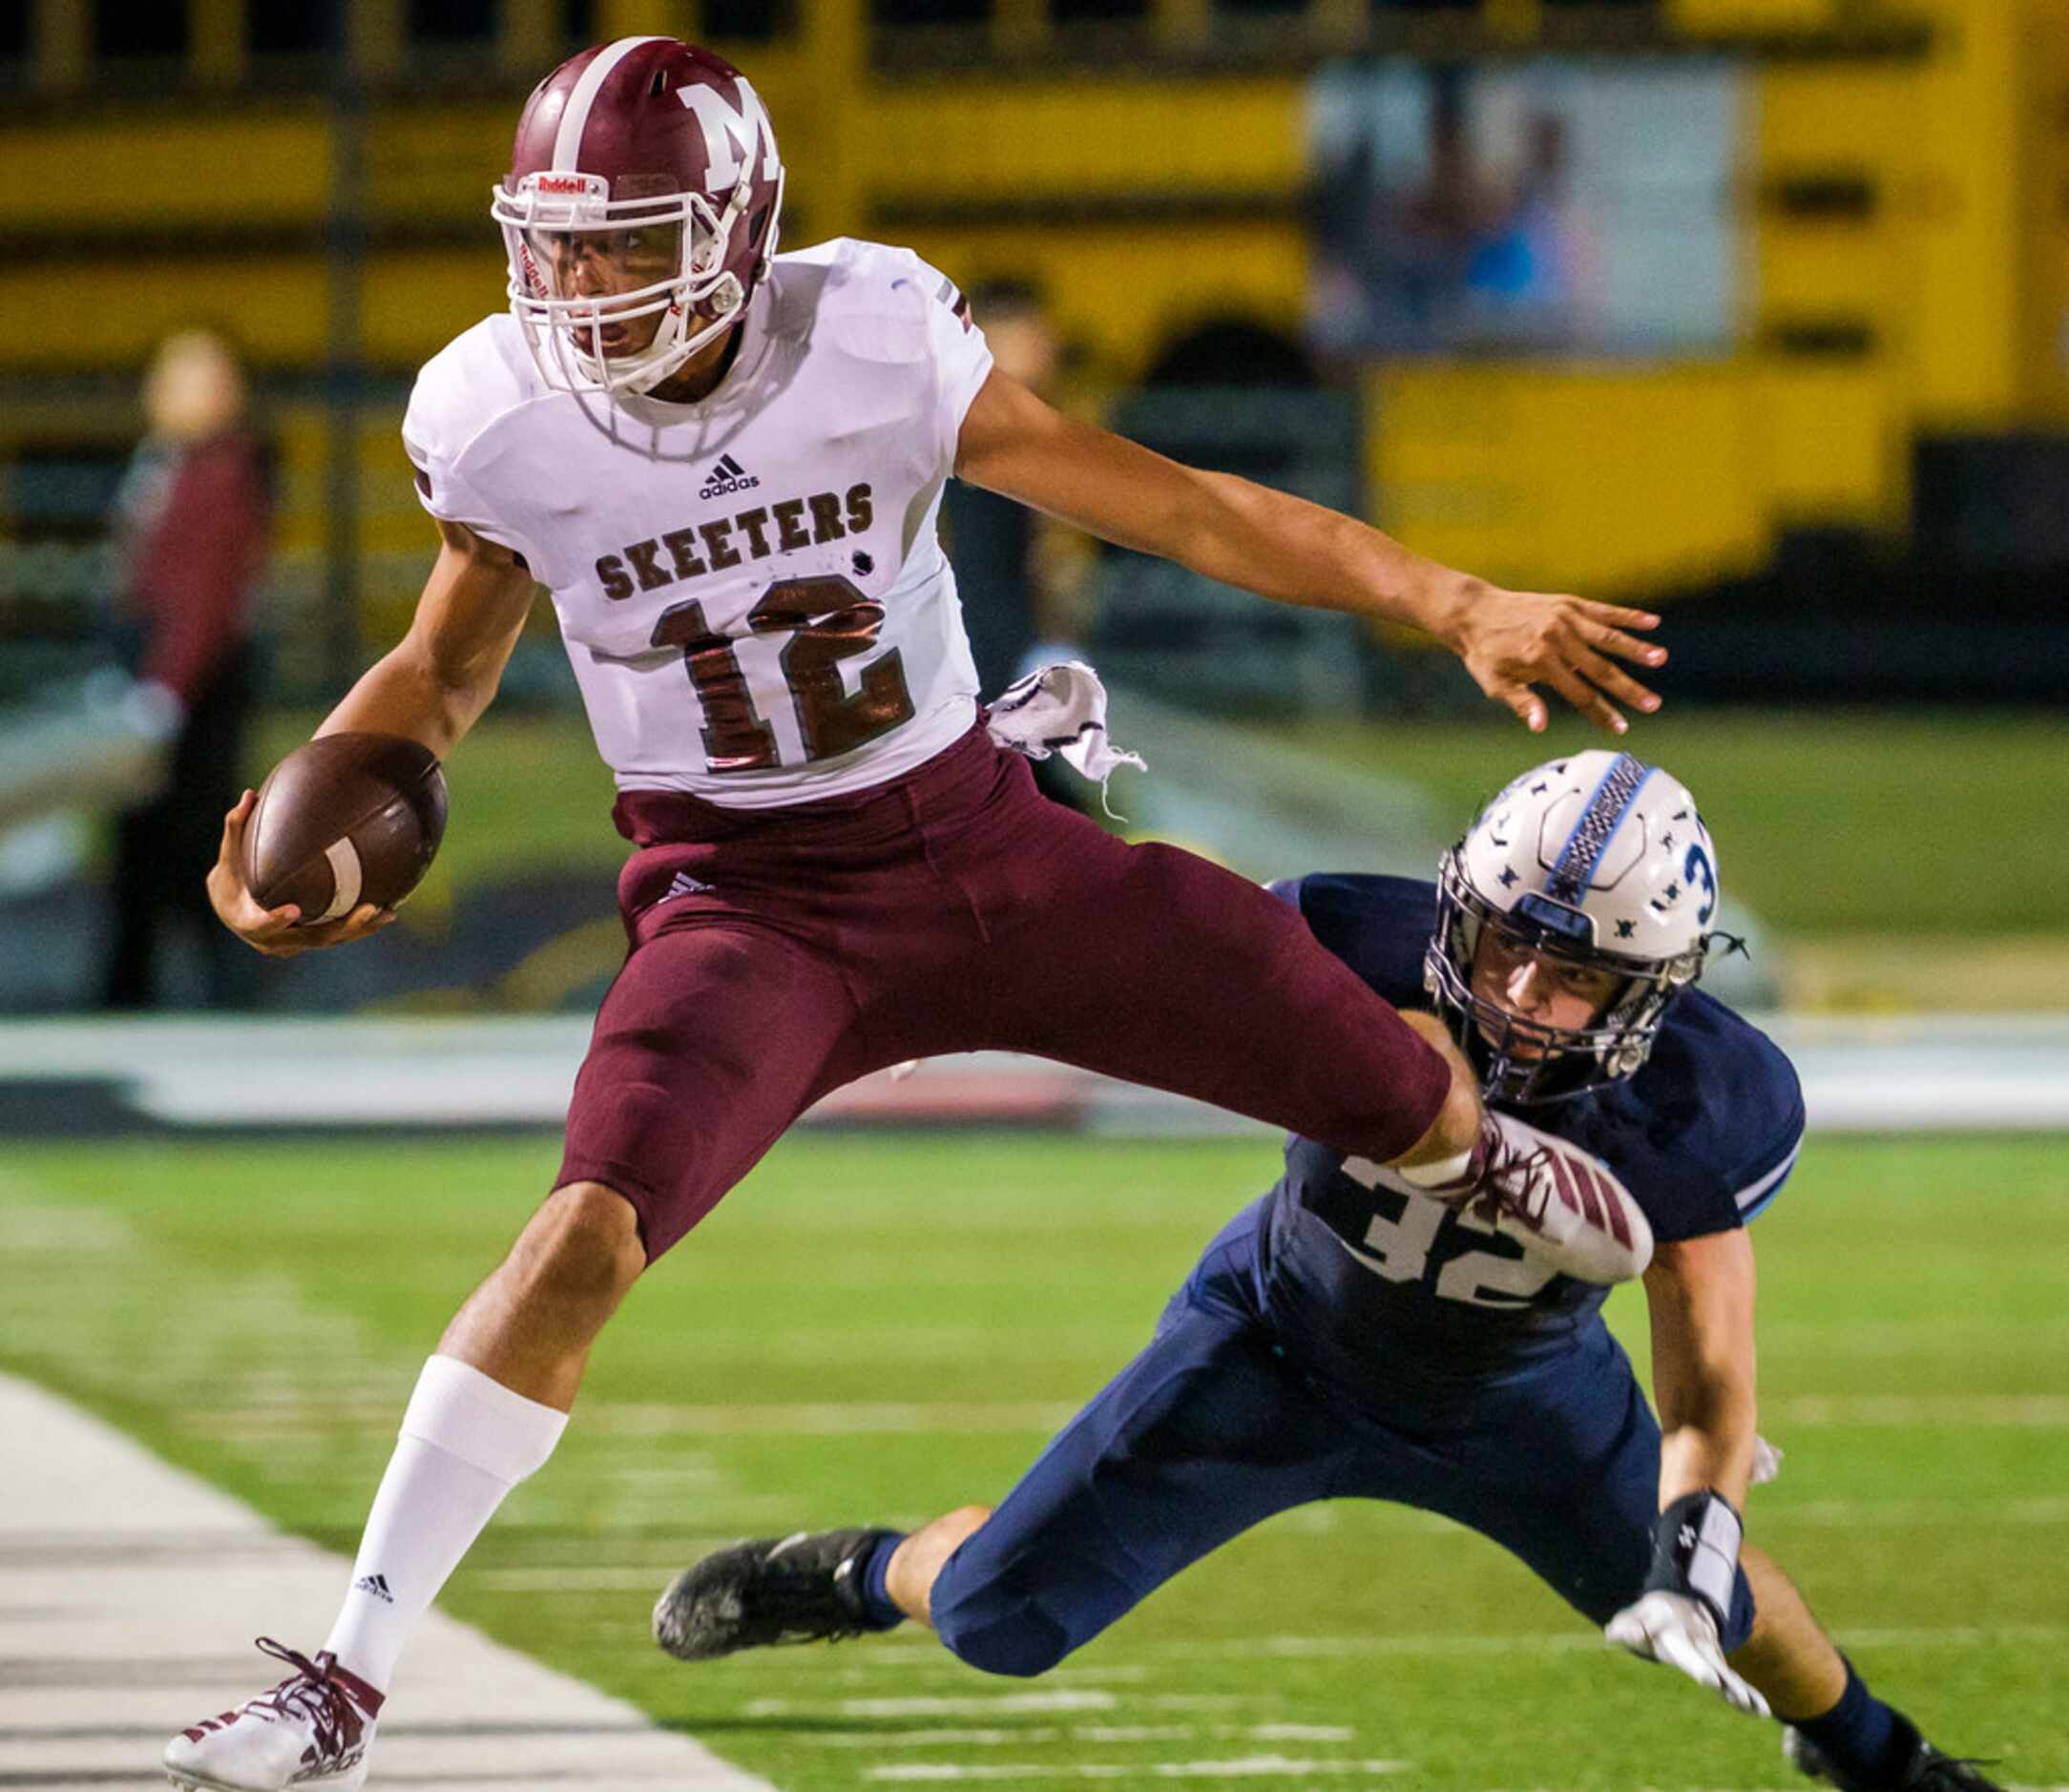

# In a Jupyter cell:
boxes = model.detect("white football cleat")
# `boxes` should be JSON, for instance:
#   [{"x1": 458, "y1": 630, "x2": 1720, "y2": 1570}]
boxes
[
  {"x1": 163, "y1": 1637, "x2": 382, "y2": 1791},
  {"x1": 1470, "y1": 1111, "x2": 1654, "y2": 1283}
]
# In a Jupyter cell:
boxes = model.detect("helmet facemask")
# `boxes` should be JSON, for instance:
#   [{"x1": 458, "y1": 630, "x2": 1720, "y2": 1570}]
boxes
[
  {"x1": 491, "y1": 164, "x2": 784, "y2": 400},
  {"x1": 1425, "y1": 847, "x2": 1707, "y2": 1106}
]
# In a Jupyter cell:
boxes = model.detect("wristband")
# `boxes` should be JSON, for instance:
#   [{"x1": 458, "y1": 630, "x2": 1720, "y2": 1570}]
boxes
[{"x1": 1644, "y1": 1490, "x2": 1743, "y2": 1632}]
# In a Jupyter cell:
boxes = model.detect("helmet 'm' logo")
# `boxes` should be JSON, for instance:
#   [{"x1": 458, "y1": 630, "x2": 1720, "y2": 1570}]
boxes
[{"x1": 678, "y1": 77, "x2": 780, "y2": 188}]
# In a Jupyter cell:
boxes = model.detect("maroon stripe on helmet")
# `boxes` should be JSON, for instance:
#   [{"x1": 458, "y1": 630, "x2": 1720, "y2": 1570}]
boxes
[{"x1": 545, "y1": 36, "x2": 670, "y2": 175}]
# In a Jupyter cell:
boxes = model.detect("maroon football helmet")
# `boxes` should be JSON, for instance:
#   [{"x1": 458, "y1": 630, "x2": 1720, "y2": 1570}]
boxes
[{"x1": 491, "y1": 36, "x2": 784, "y2": 396}]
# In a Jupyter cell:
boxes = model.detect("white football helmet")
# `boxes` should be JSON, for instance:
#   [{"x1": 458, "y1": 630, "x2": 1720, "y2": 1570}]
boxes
[{"x1": 1426, "y1": 750, "x2": 1720, "y2": 1104}]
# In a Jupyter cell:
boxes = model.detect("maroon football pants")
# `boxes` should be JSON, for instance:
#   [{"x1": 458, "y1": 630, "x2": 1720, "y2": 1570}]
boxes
[{"x1": 557, "y1": 725, "x2": 1451, "y2": 1261}]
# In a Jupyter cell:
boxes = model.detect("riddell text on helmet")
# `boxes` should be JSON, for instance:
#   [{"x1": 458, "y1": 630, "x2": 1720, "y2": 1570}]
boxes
[{"x1": 596, "y1": 483, "x2": 873, "y2": 600}]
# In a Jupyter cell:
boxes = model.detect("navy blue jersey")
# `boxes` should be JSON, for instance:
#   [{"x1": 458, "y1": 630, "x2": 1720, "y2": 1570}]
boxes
[{"x1": 1258, "y1": 873, "x2": 1804, "y2": 1408}]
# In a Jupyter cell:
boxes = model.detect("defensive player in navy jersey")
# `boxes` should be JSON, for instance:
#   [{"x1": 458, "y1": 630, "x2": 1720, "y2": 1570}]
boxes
[{"x1": 659, "y1": 751, "x2": 2003, "y2": 1792}]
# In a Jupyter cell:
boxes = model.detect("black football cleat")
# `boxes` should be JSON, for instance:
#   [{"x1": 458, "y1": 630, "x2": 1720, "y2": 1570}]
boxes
[
  {"x1": 653, "y1": 1526, "x2": 901, "y2": 1660},
  {"x1": 1786, "y1": 1722, "x2": 2005, "y2": 1791}
]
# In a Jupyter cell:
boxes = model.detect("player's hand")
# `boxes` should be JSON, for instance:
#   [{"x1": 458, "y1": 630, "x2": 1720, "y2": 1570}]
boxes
[
  {"x1": 1604, "y1": 1591, "x2": 1769, "y2": 1719},
  {"x1": 207, "y1": 789, "x2": 396, "y2": 957},
  {"x1": 1434, "y1": 576, "x2": 1666, "y2": 735}
]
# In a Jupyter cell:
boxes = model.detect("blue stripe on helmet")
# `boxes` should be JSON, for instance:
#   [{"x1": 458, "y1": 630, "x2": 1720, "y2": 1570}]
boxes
[{"x1": 1544, "y1": 754, "x2": 1655, "y2": 906}]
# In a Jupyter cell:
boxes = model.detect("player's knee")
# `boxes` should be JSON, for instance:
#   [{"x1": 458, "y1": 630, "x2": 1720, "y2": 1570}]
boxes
[
  {"x1": 514, "y1": 1181, "x2": 645, "y2": 1308},
  {"x1": 929, "y1": 1540, "x2": 1078, "y2": 1679},
  {"x1": 932, "y1": 1594, "x2": 1074, "y2": 1679}
]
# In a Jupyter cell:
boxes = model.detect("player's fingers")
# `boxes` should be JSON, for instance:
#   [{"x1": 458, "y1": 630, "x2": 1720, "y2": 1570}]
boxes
[
  {"x1": 1483, "y1": 677, "x2": 1549, "y2": 735},
  {"x1": 295, "y1": 905, "x2": 373, "y2": 945},
  {"x1": 1565, "y1": 640, "x2": 1661, "y2": 715},
  {"x1": 1650, "y1": 1625, "x2": 1725, "y2": 1692},
  {"x1": 1718, "y1": 1667, "x2": 1772, "y2": 1719},
  {"x1": 1603, "y1": 1612, "x2": 1653, "y2": 1658},
  {"x1": 1571, "y1": 599, "x2": 1661, "y2": 631},
  {"x1": 1543, "y1": 661, "x2": 1626, "y2": 737},
  {"x1": 216, "y1": 789, "x2": 256, "y2": 869},
  {"x1": 1580, "y1": 617, "x2": 1669, "y2": 669},
  {"x1": 285, "y1": 903, "x2": 397, "y2": 951},
  {"x1": 345, "y1": 903, "x2": 400, "y2": 937},
  {"x1": 241, "y1": 903, "x2": 310, "y2": 955},
  {"x1": 210, "y1": 865, "x2": 299, "y2": 942}
]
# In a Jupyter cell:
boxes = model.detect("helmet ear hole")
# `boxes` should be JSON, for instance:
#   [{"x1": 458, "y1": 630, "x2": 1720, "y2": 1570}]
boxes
[
  {"x1": 648, "y1": 68, "x2": 668, "y2": 98},
  {"x1": 747, "y1": 204, "x2": 770, "y2": 247}
]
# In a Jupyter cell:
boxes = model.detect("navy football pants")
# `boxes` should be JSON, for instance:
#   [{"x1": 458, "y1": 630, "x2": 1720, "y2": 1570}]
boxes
[{"x1": 930, "y1": 1200, "x2": 1754, "y2": 1676}]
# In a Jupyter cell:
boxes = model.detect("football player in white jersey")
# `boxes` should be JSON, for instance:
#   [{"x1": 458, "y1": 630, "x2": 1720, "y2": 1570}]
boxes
[{"x1": 178, "y1": 37, "x2": 1670, "y2": 1791}]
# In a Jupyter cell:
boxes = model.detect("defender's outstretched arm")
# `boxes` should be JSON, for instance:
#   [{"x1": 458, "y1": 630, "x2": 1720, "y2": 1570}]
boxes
[
  {"x1": 1647, "y1": 1230, "x2": 1759, "y2": 1508},
  {"x1": 953, "y1": 367, "x2": 1666, "y2": 735},
  {"x1": 1608, "y1": 1229, "x2": 1769, "y2": 1714}
]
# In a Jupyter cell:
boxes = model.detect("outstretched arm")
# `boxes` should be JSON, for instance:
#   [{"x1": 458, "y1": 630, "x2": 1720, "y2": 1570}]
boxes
[
  {"x1": 1647, "y1": 1229, "x2": 1759, "y2": 1507},
  {"x1": 953, "y1": 367, "x2": 1666, "y2": 735},
  {"x1": 1605, "y1": 1229, "x2": 1768, "y2": 1716}
]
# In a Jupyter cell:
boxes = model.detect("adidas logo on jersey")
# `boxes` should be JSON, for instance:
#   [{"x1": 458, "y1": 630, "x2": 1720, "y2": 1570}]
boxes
[
  {"x1": 700, "y1": 453, "x2": 759, "y2": 500},
  {"x1": 354, "y1": 1573, "x2": 395, "y2": 1604}
]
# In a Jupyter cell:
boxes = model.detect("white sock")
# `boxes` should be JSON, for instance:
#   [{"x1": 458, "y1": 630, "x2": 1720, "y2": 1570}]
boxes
[{"x1": 323, "y1": 1354, "x2": 568, "y2": 1693}]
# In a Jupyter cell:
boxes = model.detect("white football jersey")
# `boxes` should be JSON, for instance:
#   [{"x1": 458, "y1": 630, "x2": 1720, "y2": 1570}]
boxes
[{"x1": 402, "y1": 237, "x2": 994, "y2": 806}]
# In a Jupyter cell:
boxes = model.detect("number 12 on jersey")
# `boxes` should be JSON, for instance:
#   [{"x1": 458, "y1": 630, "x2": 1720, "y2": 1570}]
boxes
[{"x1": 650, "y1": 574, "x2": 917, "y2": 773}]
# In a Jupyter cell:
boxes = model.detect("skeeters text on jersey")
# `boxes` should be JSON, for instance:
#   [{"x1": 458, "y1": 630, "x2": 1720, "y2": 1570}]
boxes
[{"x1": 401, "y1": 237, "x2": 994, "y2": 806}]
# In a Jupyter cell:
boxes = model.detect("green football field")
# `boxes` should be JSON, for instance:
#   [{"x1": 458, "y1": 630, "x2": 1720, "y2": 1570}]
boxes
[{"x1": 5, "y1": 1130, "x2": 2065, "y2": 1789}]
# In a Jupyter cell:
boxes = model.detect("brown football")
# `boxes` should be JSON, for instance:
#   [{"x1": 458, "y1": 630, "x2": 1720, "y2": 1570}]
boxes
[{"x1": 240, "y1": 733, "x2": 449, "y2": 926}]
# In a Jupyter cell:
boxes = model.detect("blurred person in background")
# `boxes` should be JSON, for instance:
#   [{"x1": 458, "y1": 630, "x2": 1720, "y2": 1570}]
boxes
[
  {"x1": 1464, "y1": 111, "x2": 1605, "y2": 348},
  {"x1": 100, "y1": 328, "x2": 273, "y2": 1010}
]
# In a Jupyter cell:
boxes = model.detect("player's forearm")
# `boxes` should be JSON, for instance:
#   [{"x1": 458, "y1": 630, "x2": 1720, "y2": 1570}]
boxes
[
  {"x1": 316, "y1": 644, "x2": 493, "y2": 761},
  {"x1": 1175, "y1": 469, "x2": 1472, "y2": 641},
  {"x1": 1643, "y1": 1235, "x2": 1759, "y2": 1511},
  {"x1": 1657, "y1": 1386, "x2": 1758, "y2": 1511},
  {"x1": 957, "y1": 384, "x2": 1473, "y2": 639},
  {"x1": 316, "y1": 530, "x2": 534, "y2": 759}
]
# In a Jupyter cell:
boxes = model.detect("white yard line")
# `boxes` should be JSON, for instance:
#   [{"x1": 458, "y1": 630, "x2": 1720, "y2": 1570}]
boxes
[
  {"x1": 0, "y1": 1372, "x2": 770, "y2": 1792},
  {"x1": 863, "y1": 1761, "x2": 1412, "y2": 1782},
  {"x1": 1118, "y1": 1625, "x2": 2069, "y2": 1661},
  {"x1": 169, "y1": 1393, "x2": 2069, "y2": 1446}
]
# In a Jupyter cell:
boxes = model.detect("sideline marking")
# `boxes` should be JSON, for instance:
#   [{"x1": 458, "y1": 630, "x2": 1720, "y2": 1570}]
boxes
[{"x1": 0, "y1": 1372, "x2": 768, "y2": 1791}]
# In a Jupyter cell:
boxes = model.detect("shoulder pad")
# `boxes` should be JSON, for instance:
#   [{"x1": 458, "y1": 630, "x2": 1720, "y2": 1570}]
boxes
[
  {"x1": 402, "y1": 315, "x2": 542, "y2": 479},
  {"x1": 782, "y1": 238, "x2": 961, "y2": 364}
]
